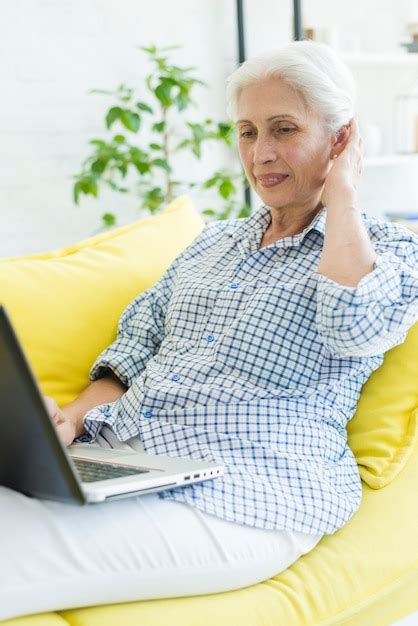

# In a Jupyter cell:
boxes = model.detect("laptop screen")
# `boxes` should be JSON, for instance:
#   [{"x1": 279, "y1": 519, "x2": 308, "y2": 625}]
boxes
[{"x1": 0, "y1": 306, "x2": 85, "y2": 503}]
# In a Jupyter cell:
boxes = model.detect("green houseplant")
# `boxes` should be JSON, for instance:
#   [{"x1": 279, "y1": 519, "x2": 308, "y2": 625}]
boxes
[{"x1": 73, "y1": 45, "x2": 251, "y2": 226}]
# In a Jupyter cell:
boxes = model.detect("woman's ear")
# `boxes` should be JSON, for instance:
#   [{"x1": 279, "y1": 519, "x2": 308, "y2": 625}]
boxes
[{"x1": 332, "y1": 124, "x2": 351, "y2": 157}]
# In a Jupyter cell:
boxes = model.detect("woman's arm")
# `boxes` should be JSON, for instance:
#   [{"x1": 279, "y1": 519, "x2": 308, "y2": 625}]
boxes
[
  {"x1": 317, "y1": 117, "x2": 377, "y2": 287},
  {"x1": 44, "y1": 371, "x2": 128, "y2": 446},
  {"x1": 317, "y1": 201, "x2": 377, "y2": 288},
  {"x1": 315, "y1": 118, "x2": 418, "y2": 358}
]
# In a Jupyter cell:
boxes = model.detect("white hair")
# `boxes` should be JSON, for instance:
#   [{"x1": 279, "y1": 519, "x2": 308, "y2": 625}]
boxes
[{"x1": 225, "y1": 40, "x2": 357, "y2": 134}]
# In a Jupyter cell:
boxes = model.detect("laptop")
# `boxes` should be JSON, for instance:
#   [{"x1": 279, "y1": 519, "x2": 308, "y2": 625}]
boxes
[{"x1": 0, "y1": 305, "x2": 224, "y2": 504}]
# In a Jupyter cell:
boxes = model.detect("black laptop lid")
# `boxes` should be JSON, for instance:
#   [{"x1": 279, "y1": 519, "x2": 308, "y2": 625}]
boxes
[{"x1": 0, "y1": 306, "x2": 85, "y2": 503}]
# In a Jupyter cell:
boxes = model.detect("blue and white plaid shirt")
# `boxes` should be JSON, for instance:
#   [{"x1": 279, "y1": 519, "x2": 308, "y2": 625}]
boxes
[{"x1": 82, "y1": 204, "x2": 418, "y2": 535}]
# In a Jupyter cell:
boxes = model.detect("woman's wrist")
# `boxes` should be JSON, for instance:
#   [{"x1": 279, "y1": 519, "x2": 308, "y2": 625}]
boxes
[
  {"x1": 324, "y1": 186, "x2": 358, "y2": 213},
  {"x1": 61, "y1": 405, "x2": 86, "y2": 438}
]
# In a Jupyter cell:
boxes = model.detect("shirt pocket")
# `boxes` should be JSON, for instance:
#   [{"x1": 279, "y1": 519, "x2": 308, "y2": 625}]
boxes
[
  {"x1": 164, "y1": 280, "x2": 221, "y2": 346},
  {"x1": 215, "y1": 279, "x2": 323, "y2": 389}
]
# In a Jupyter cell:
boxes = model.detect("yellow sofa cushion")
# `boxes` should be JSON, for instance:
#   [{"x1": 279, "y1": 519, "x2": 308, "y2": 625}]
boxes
[
  {"x1": 347, "y1": 321, "x2": 418, "y2": 488},
  {"x1": 0, "y1": 615, "x2": 69, "y2": 626},
  {"x1": 0, "y1": 195, "x2": 204, "y2": 407}
]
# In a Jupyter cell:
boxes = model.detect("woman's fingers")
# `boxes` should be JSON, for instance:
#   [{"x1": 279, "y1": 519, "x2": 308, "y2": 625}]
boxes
[{"x1": 43, "y1": 395, "x2": 62, "y2": 424}]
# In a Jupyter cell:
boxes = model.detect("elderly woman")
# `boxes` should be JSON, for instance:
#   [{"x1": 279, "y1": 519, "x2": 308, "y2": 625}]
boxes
[{"x1": 2, "y1": 40, "x2": 418, "y2": 620}]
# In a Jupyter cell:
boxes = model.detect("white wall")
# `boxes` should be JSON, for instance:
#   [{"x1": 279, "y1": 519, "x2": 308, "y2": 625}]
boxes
[
  {"x1": 1, "y1": 0, "x2": 238, "y2": 256},
  {"x1": 1, "y1": 0, "x2": 418, "y2": 257},
  {"x1": 392, "y1": 610, "x2": 418, "y2": 626}
]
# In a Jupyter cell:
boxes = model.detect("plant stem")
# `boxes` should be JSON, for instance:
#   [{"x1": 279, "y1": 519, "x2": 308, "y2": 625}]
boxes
[{"x1": 162, "y1": 107, "x2": 173, "y2": 201}]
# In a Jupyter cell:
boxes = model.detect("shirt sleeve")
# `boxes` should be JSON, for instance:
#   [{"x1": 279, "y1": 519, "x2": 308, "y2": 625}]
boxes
[
  {"x1": 88, "y1": 221, "x2": 216, "y2": 388},
  {"x1": 315, "y1": 227, "x2": 418, "y2": 358},
  {"x1": 88, "y1": 252, "x2": 185, "y2": 388},
  {"x1": 80, "y1": 222, "x2": 222, "y2": 443}
]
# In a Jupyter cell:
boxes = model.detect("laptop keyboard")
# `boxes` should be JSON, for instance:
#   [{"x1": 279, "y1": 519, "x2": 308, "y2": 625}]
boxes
[{"x1": 73, "y1": 458, "x2": 150, "y2": 483}]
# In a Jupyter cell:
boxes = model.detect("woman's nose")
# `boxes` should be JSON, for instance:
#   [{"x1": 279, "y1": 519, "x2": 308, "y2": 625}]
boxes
[{"x1": 252, "y1": 136, "x2": 277, "y2": 165}]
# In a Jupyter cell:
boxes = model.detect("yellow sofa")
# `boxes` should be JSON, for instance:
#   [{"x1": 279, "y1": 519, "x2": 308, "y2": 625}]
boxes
[{"x1": 1, "y1": 196, "x2": 418, "y2": 626}]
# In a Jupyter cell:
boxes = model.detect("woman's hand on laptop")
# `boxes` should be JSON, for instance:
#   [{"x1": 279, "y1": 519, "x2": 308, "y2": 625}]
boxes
[
  {"x1": 42, "y1": 375, "x2": 127, "y2": 447},
  {"x1": 43, "y1": 396, "x2": 77, "y2": 447}
]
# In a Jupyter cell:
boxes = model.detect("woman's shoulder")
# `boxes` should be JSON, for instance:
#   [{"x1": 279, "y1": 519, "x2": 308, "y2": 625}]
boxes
[
  {"x1": 361, "y1": 212, "x2": 418, "y2": 267},
  {"x1": 362, "y1": 212, "x2": 418, "y2": 245},
  {"x1": 181, "y1": 217, "x2": 235, "y2": 260}
]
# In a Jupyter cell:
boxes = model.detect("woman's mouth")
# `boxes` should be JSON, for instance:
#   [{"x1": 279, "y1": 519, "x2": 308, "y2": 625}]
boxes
[{"x1": 256, "y1": 174, "x2": 289, "y2": 188}]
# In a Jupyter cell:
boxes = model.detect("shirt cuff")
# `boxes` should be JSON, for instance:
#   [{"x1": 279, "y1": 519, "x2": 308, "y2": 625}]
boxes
[
  {"x1": 316, "y1": 253, "x2": 402, "y2": 309},
  {"x1": 82, "y1": 403, "x2": 114, "y2": 443},
  {"x1": 89, "y1": 357, "x2": 130, "y2": 387},
  {"x1": 83, "y1": 396, "x2": 142, "y2": 443}
]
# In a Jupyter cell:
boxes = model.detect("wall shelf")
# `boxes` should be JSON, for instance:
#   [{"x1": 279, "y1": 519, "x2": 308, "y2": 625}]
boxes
[{"x1": 364, "y1": 153, "x2": 418, "y2": 167}]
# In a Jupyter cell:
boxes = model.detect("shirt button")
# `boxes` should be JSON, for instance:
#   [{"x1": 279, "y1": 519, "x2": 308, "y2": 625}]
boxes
[
  {"x1": 171, "y1": 374, "x2": 181, "y2": 382},
  {"x1": 230, "y1": 283, "x2": 239, "y2": 289},
  {"x1": 103, "y1": 411, "x2": 112, "y2": 418},
  {"x1": 207, "y1": 334, "x2": 215, "y2": 342},
  {"x1": 143, "y1": 410, "x2": 153, "y2": 418}
]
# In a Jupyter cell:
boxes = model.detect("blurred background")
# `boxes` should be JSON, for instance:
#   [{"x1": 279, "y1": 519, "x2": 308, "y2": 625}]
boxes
[{"x1": 2, "y1": 0, "x2": 418, "y2": 257}]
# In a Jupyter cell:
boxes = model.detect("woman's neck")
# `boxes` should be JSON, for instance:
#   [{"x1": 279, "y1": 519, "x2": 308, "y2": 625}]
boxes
[{"x1": 265, "y1": 202, "x2": 323, "y2": 241}]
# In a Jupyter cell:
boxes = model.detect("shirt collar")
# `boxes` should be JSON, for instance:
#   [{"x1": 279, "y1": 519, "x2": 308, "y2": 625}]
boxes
[{"x1": 225, "y1": 204, "x2": 327, "y2": 248}]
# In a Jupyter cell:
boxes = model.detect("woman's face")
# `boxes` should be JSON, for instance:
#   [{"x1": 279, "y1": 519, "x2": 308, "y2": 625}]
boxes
[{"x1": 236, "y1": 77, "x2": 335, "y2": 211}]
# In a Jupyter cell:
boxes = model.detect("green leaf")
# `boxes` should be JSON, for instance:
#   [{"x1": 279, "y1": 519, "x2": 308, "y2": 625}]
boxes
[
  {"x1": 91, "y1": 159, "x2": 106, "y2": 174},
  {"x1": 89, "y1": 139, "x2": 107, "y2": 148},
  {"x1": 219, "y1": 179, "x2": 236, "y2": 199},
  {"x1": 130, "y1": 147, "x2": 150, "y2": 174},
  {"x1": 148, "y1": 187, "x2": 163, "y2": 198},
  {"x1": 117, "y1": 163, "x2": 127, "y2": 177},
  {"x1": 130, "y1": 146, "x2": 148, "y2": 160},
  {"x1": 192, "y1": 144, "x2": 201, "y2": 159},
  {"x1": 218, "y1": 122, "x2": 232, "y2": 135},
  {"x1": 73, "y1": 181, "x2": 81, "y2": 204},
  {"x1": 116, "y1": 84, "x2": 134, "y2": 103},
  {"x1": 113, "y1": 134, "x2": 125, "y2": 144},
  {"x1": 89, "y1": 88, "x2": 114, "y2": 96},
  {"x1": 203, "y1": 175, "x2": 218, "y2": 189},
  {"x1": 141, "y1": 186, "x2": 165, "y2": 214},
  {"x1": 155, "y1": 80, "x2": 174, "y2": 107},
  {"x1": 140, "y1": 45, "x2": 157, "y2": 55},
  {"x1": 155, "y1": 44, "x2": 181, "y2": 53},
  {"x1": 105, "y1": 180, "x2": 118, "y2": 191},
  {"x1": 105, "y1": 106, "x2": 123, "y2": 129},
  {"x1": 136, "y1": 101, "x2": 153, "y2": 113},
  {"x1": 238, "y1": 204, "x2": 252, "y2": 218},
  {"x1": 89, "y1": 180, "x2": 99, "y2": 197},
  {"x1": 73, "y1": 176, "x2": 99, "y2": 202},
  {"x1": 133, "y1": 161, "x2": 150, "y2": 175},
  {"x1": 152, "y1": 158, "x2": 171, "y2": 172},
  {"x1": 120, "y1": 110, "x2": 141, "y2": 132},
  {"x1": 152, "y1": 121, "x2": 166, "y2": 133},
  {"x1": 102, "y1": 212, "x2": 116, "y2": 226},
  {"x1": 149, "y1": 143, "x2": 162, "y2": 150},
  {"x1": 174, "y1": 94, "x2": 189, "y2": 111},
  {"x1": 175, "y1": 139, "x2": 189, "y2": 151},
  {"x1": 104, "y1": 179, "x2": 130, "y2": 193}
]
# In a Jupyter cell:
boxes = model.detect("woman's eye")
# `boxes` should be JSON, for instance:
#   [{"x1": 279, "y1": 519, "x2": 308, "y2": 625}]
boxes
[
  {"x1": 239, "y1": 130, "x2": 254, "y2": 138},
  {"x1": 278, "y1": 127, "x2": 294, "y2": 134}
]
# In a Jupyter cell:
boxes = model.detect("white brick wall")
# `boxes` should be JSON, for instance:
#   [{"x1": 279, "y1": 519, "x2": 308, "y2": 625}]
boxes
[{"x1": 1, "y1": 0, "x2": 417, "y2": 257}]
